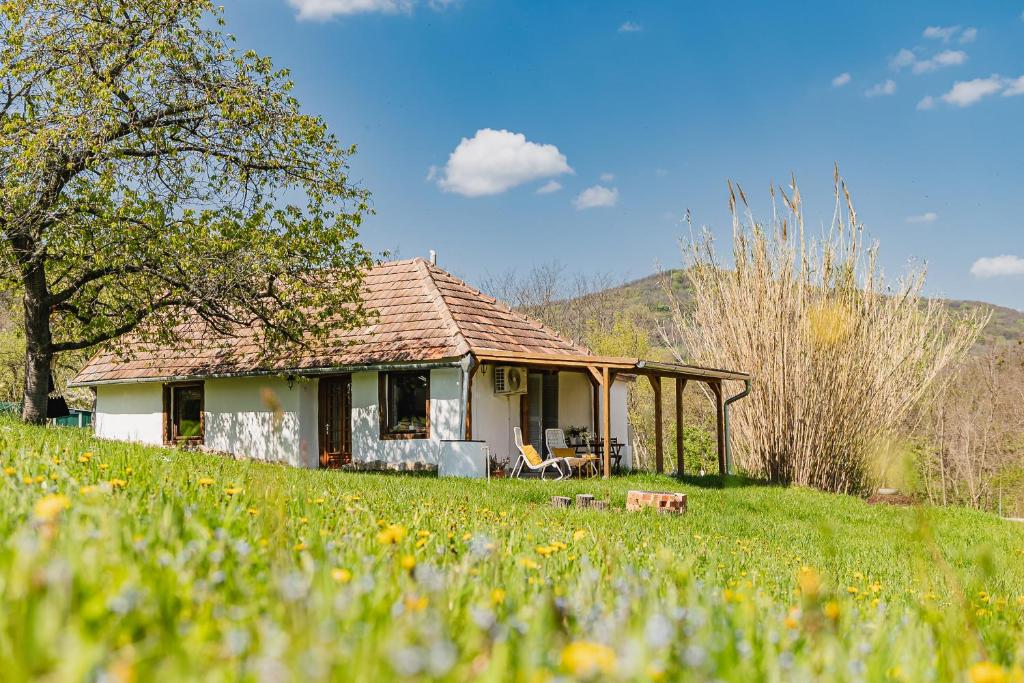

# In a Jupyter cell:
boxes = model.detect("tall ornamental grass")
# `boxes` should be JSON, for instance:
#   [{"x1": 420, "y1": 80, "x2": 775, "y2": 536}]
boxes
[{"x1": 665, "y1": 172, "x2": 985, "y2": 493}]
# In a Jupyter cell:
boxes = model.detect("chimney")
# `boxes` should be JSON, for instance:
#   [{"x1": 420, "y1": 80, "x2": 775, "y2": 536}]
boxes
[{"x1": 428, "y1": 250, "x2": 437, "y2": 266}]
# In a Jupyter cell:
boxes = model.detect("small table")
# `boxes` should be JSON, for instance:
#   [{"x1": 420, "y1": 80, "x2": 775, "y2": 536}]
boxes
[{"x1": 574, "y1": 439, "x2": 624, "y2": 474}]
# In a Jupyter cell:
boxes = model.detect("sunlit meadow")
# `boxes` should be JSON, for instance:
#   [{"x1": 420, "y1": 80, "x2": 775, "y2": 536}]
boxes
[{"x1": 1, "y1": 418, "x2": 1022, "y2": 681}]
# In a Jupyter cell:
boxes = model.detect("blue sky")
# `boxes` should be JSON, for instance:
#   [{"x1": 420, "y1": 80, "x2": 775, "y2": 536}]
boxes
[{"x1": 222, "y1": 1, "x2": 1023, "y2": 309}]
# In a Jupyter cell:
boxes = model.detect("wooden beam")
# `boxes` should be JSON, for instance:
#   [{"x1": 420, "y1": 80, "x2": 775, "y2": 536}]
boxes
[
  {"x1": 711, "y1": 380, "x2": 726, "y2": 475},
  {"x1": 647, "y1": 375, "x2": 663, "y2": 473},
  {"x1": 602, "y1": 365, "x2": 611, "y2": 479},
  {"x1": 675, "y1": 378, "x2": 687, "y2": 477},
  {"x1": 585, "y1": 365, "x2": 604, "y2": 386},
  {"x1": 465, "y1": 363, "x2": 479, "y2": 440}
]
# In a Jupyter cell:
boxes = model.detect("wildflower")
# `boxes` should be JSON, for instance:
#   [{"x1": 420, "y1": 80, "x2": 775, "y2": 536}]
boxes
[
  {"x1": 462, "y1": 532, "x2": 472, "y2": 541},
  {"x1": 197, "y1": 477, "x2": 214, "y2": 487},
  {"x1": 400, "y1": 555, "x2": 416, "y2": 570},
  {"x1": 968, "y1": 662, "x2": 1007, "y2": 683},
  {"x1": 125, "y1": 467, "x2": 133, "y2": 475},
  {"x1": 331, "y1": 568, "x2": 352, "y2": 584},
  {"x1": 416, "y1": 530, "x2": 431, "y2": 538},
  {"x1": 247, "y1": 508, "x2": 258, "y2": 516},
  {"x1": 573, "y1": 529, "x2": 588, "y2": 542},
  {"x1": 560, "y1": 641, "x2": 616, "y2": 677},
  {"x1": 823, "y1": 601, "x2": 840, "y2": 620},
  {"x1": 22, "y1": 476, "x2": 33, "y2": 485},
  {"x1": 784, "y1": 608, "x2": 800, "y2": 629},
  {"x1": 847, "y1": 586, "x2": 858, "y2": 594},
  {"x1": 299, "y1": 517, "x2": 308, "y2": 524},
  {"x1": 491, "y1": 588, "x2": 506, "y2": 605},
  {"x1": 293, "y1": 542, "x2": 306, "y2": 551},
  {"x1": 4, "y1": 466, "x2": 15, "y2": 476},
  {"x1": 34, "y1": 494, "x2": 70, "y2": 522},
  {"x1": 80, "y1": 485, "x2": 96, "y2": 494},
  {"x1": 404, "y1": 594, "x2": 428, "y2": 612},
  {"x1": 224, "y1": 487, "x2": 242, "y2": 496},
  {"x1": 377, "y1": 524, "x2": 407, "y2": 545},
  {"x1": 798, "y1": 566, "x2": 820, "y2": 598},
  {"x1": 98, "y1": 463, "x2": 108, "y2": 471},
  {"x1": 519, "y1": 558, "x2": 539, "y2": 570}
]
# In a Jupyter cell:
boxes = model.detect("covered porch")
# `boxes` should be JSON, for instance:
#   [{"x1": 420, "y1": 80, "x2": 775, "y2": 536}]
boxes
[{"x1": 469, "y1": 349, "x2": 751, "y2": 479}]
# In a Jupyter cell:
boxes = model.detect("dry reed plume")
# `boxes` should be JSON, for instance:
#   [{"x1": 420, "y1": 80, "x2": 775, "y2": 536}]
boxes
[{"x1": 664, "y1": 169, "x2": 986, "y2": 493}]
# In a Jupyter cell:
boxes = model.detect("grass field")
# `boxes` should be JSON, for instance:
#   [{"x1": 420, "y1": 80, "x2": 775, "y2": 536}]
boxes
[{"x1": 1, "y1": 418, "x2": 1023, "y2": 681}]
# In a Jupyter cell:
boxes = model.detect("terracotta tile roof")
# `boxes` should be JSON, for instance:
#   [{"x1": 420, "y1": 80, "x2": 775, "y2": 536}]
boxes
[{"x1": 71, "y1": 258, "x2": 588, "y2": 385}]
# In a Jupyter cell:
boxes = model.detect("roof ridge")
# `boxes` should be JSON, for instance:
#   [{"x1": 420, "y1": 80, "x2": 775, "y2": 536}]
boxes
[
  {"x1": 414, "y1": 259, "x2": 472, "y2": 357},
  {"x1": 422, "y1": 262, "x2": 591, "y2": 356}
]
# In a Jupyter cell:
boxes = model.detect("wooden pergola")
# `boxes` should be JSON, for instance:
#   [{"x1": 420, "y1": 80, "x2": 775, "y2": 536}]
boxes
[{"x1": 473, "y1": 349, "x2": 751, "y2": 478}]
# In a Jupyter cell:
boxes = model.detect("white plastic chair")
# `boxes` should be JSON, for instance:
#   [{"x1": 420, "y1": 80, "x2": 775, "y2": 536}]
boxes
[
  {"x1": 510, "y1": 427, "x2": 571, "y2": 480},
  {"x1": 548, "y1": 427, "x2": 599, "y2": 478}
]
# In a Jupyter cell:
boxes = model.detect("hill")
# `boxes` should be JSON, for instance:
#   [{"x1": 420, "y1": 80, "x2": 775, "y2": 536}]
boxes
[
  {"x1": 597, "y1": 269, "x2": 1024, "y2": 349},
  {"x1": 1, "y1": 419, "x2": 1022, "y2": 680}
]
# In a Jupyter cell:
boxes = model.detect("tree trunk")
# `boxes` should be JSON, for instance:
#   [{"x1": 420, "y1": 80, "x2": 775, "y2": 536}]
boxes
[{"x1": 21, "y1": 264, "x2": 53, "y2": 425}]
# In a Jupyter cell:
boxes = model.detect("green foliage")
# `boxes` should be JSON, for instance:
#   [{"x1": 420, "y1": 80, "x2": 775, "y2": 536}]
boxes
[
  {"x1": 0, "y1": 419, "x2": 1022, "y2": 680},
  {"x1": 0, "y1": 0, "x2": 373, "y2": 418}
]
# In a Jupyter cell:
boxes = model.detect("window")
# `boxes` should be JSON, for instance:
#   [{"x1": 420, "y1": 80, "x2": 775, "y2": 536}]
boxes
[
  {"x1": 164, "y1": 383, "x2": 204, "y2": 444},
  {"x1": 379, "y1": 371, "x2": 429, "y2": 439}
]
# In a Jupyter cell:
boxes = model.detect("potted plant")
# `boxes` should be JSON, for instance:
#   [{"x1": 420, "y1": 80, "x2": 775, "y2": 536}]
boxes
[
  {"x1": 489, "y1": 454, "x2": 507, "y2": 478},
  {"x1": 565, "y1": 426, "x2": 590, "y2": 446}
]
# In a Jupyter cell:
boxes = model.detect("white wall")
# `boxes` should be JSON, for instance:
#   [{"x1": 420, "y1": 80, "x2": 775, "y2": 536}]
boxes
[
  {"x1": 204, "y1": 376, "x2": 316, "y2": 468},
  {"x1": 469, "y1": 366, "x2": 632, "y2": 469},
  {"x1": 94, "y1": 383, "x2": 164, "y2": 445},
  {"x1": 350, "y1": 368, "x2": 463, "y2": 466}
]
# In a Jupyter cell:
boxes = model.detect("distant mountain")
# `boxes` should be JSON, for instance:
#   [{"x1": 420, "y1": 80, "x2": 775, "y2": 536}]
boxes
[{"x1": 595, "y1": 269, "x2": 1024, "y2": 349}]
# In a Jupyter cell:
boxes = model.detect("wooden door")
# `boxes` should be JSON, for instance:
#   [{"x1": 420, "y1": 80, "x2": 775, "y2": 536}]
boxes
[{"x1": 318, "y1": 375, "x2": 352, "y2": 468}]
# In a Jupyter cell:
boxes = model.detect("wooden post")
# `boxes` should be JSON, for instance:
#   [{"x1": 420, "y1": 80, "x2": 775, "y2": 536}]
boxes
[
  {"x1": 602, "y1": 365, "x2": 611, "y2": 479},
  {"x1": 712, "y1": 380, "x2": 726, "y2": 475},
  {"x1": 648, "y1": 375, "x2": 663, "y2": 473},
  {"x1": 675, "y1": 378, "x2": 687, "y2": 477}
]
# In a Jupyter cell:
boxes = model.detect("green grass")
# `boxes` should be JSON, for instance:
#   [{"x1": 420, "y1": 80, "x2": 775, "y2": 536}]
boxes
[{"x1": 1, "y1": 418, "x2": 1022, "y2": 681}]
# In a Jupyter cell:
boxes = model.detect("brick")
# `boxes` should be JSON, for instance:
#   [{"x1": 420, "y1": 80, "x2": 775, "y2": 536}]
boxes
[{"x1": 626, "y1": 490, "x2": 687, "y2": 515}]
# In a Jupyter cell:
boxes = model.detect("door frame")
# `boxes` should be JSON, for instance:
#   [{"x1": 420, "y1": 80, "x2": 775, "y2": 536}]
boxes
[{"x1": 318, "y1": 374, "x2": 352, "y2": 468}]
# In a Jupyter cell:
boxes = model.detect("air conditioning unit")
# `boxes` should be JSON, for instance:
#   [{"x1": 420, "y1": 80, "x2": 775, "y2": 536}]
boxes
[{"x1": 493, "y1": 366, "x2": 526, "y2": 395}]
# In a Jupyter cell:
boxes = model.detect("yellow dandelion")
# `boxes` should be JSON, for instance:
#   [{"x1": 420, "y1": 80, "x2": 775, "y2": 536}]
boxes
[
  {"x1": 404, "y1": 594, "x2": 428, "y2": 612},
  {"x1": 224, "y1": 487, "x2": 242, "y2": 496},
  {"x1": 400, "y1": 554, "x2": 416, "y2": 570},
  {"x1": 80, "y1": 485, "x2": 96, "y2": 494},
  {"x1": 520, "y1": 558, "x2": 540, "y2": 570},
  {"x1": 98, "y1": 463, "x2": 108, "y2": 471},
  {"x1": 108, "y1": 479, "x2": 127, "y2": 489},
  {"x1": 573, "y1": 529, "x2": 588, "y2": 542},
  {"x1": 416, "y1": 529, "x2": 431, "y2": 538},
  {"x1": 293, "y1": 542, "x2": 306, "y2": 551},
  {"x1": 125, "y1": 467, "x2": 133, "y2": 475},
  {"x1": 247, "y1": 508, "x2": 258, "y2": 516},
  {"x1": 491, "y1": 589, "x2": 506, "y2": 605},
  {"x1": 968, "y1": 662, "x2": 1007, "y2": 683},
  {"x1": 847, "y1": 586, "x2": 859, "y2": 594},
  {"x1": 331, "y1": 568, "x2": 352, "y2": 584},
  {"x1": 22, "y1": 476, "x2": 33, "y2": 485},
  {"x1": 376, "y1": 524, "x2": 407, "y2": 545},
  {"x1": 197, "y1": 477, "x2": 214, "y2": 487},
  {"x1": 3, "y1": 466, "x2": 15, "y2": 476},
  {"x1": 823, "y1": 601, "x2": 840, "y2": 620},
  {"x1": 33, "y1": 494, "x2": 70, "y2": 522},
  {"x1": 560, "y1": 641, "x2": 616, "y2": 678}
]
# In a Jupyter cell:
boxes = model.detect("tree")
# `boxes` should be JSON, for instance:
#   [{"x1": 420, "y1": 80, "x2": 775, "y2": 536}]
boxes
[{"x1": 0, "y1": 0, "x2": 372, "y2": 423}]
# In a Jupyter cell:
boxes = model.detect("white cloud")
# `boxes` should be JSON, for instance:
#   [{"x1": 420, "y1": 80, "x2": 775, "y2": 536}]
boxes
[
  {"x1": 535, "y1": 180, "x2": 562, "y2": 194},
  {"x1": 959, "y1": 27, "x2": 977, "y2": 44},
  {"x1": 432, "y1": 129, "x2": 572, "y2": 197},
  {"x1": 599, "y1": 172, "x2": 615, "y2": 182},
  {"x1": 831, "y1": 72, "x2": 851, "y2": 87},
  {"x1": 618, "y1": 21, "x2": 642, "y2": 33},
  {"x1": 890, "y1": 48, "x2": 918, "y2": 70},
  {"x1": 916, "y1": 95, "x2": 936, "y2": 110},
  {"x1": 970, "y1": 255, "x2": 1024, "y2": 278},
  {"x1": 906, "y1": 212, "x2": 938, "y2": 223},
  {"x1": 941, "y1": 75, "x2": 1004, "y2": 106},
  {"x1": 573, "y1": 185, "x2": 618, "y2": 210},
  {"x1": 912, "y1": 49, "x2": 967, "y2": 74},
  {"x1": 289, "y1": 0, "x2": 413, "y2": 19},
  {"x1": 893, "y1": 47, "x2": 967, "y2": 74},
  {"x1": 288, "y1": 0, "x2": 459, "y2": 19},
  {"x1": 865, "y1": 79, "x2": 896, "y2": 97},
  {"x1": 1004, "y1": 75, "x2": 1024, "y2": 97},
  {"x1": 923, "y1": 25, "x2": 961, "y2": 42}
]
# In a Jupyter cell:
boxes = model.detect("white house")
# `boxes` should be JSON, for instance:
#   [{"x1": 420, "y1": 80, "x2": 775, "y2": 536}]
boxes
[{"x1": 71, "y1": 258, "x2": 748, "y2": 476}]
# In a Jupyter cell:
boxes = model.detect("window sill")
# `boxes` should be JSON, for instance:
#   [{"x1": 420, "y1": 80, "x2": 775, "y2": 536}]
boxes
[{"x1": 380, "y1": 432, "x2": 430, "y2": 441}]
